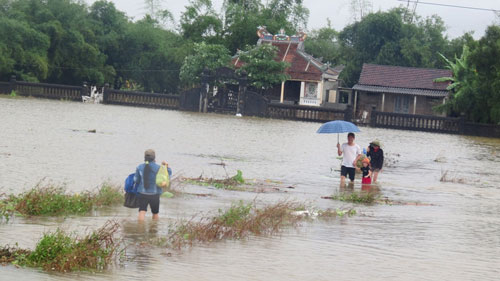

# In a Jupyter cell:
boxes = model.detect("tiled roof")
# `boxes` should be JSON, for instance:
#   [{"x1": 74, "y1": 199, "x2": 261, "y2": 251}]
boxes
[
  {"x1": 232, "y1": 40, "x2": 341, "y2": 81},
  {"x1": 358, "y1": 63, "x2": 452, "y2": 90},
  {"x1": 352, "y1": 84, "x2": 448, "y2": 97}
]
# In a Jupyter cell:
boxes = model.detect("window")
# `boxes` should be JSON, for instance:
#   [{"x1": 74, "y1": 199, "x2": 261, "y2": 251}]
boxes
[
  {"x1": 339, "y1": 91, "x2": 349, "y2": 104},
  {"x1": 394, "y1": 95, "x2": 410, "y2": 113}
]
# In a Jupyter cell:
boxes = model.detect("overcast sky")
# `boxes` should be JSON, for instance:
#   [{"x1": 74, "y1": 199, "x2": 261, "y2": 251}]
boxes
[{"x1": 86, "y1": 0, "x2": 500, "y2": 39}]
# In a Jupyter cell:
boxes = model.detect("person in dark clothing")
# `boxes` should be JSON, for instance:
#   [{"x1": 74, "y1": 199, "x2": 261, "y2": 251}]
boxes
[{"x1": 366, "y1": 140, "x2": 384, "y2": 183}]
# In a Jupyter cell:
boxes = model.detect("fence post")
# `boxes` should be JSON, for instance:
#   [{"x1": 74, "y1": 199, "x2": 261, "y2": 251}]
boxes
[
  {"x1": 344, "y1": 105, "x2": 353, "y2": 121},
  {"x1": 9, "y1": 75, "x2": 16, "y2": 94},
  {"x1": 237, "y1": 71, "x2": 247, "y2": 116},
  {"x1": 458, "y1": 116, "x2": 466, "y2": 135},
  {"x1": 81, "y1": 81, "x2": 88, "y2": 100},
  {"x1": 199, "y1": 68, "x2": 209, "y2": 113},
  {"x1": 102, "y1": 83, "x2": 109, "y2": 104},
  {"x1": 370, "y1": 111, "x2": 378, "y2": 127}
]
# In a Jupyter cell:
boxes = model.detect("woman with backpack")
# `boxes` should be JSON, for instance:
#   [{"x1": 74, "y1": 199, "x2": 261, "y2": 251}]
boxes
[{"x1": 134, "y1": 149, "x2": 169, "y2": 220}]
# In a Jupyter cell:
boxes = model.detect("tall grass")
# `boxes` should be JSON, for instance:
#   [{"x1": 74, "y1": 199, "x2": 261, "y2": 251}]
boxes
[
  {"x1": 0, "y1": 182, "x2": 123, "y2": 221},
  {"x1": 183, "y1": 170, "x2": 246, "y2": 190},
  {"x1": 331, "y1": 190, "x2": 378, "y2": 204},
  {"x1": 0, "y1": 221, "x2": 121, "y2": 272},
  {"x1": 161, "y1": 200, "x2": 354, "y2": 249}
]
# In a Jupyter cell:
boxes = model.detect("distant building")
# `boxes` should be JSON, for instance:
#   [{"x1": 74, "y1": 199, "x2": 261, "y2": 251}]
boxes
[
  {"x1": 232, "y1": 27, "x2": 344, "y2": 107},
  {"x1": 352, "y1": 63, "x2": 451, "y2": 119}
]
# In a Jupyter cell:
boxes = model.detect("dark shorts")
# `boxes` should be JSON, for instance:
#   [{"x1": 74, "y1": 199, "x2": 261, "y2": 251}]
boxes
[
  {"x1": 341, "y1": 166, "x2": 356, "y2": 181},
  {"x1": 137, "y1": 193, "x2": 160, "y2": 214},
  {"x1": 371, "y1": 167, "x2": 382, "y2": 172}
]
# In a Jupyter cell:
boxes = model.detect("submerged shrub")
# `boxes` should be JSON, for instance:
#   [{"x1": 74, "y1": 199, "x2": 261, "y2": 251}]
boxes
[
  {"x1": 0, "y1": 182, "x2": 123, "y2": 220},
  {"x1": 217, "y1": 200, "x2": 252, "y2": 227},
  {"x1": 331, "y1": 191, "x2": 378, "y2": 204},
  {"x1": 165, "y1": 201, "x2": 306, "y2": 249},
  {"x1": 0, "y1": 221, "x2": 121, "y2": 272},
  {"x1": 184, "y1": 170, "x2": 247, "y2": 190}
]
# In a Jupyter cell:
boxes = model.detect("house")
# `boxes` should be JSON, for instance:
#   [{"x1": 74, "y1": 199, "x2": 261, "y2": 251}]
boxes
[
  {"x1": 352, "y1": 63, "x2": 451, "y2": 119},
  {"x1": 232, "y1": 27, "x2": 344, "y2": 107}
]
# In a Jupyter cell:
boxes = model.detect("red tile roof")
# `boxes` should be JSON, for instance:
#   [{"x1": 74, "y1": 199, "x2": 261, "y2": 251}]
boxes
[
  {"x1": 232, "y1": 40, "x2": 338, "y2": 81},
  {"x1": 358, "y1": 63, "x2": 452, "y2": 90}
]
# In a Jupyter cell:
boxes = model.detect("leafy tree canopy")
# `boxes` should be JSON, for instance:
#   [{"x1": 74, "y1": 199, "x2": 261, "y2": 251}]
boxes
[
  {"x1": 237, "y1": 43, "x2": 289, "y2": 90},
  {"x1": 179, "y1": 42, "x2": 232, "y2": 87}
]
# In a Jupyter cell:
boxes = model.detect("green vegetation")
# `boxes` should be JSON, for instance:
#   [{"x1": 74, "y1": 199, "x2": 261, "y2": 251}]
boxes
[
  {"x1": 164, "y1": 200, "x2": 306, "y2": 249},
  {"x1": 331, "y1": 190, "x2": 379, "y2": 204},
  {"x1": 179, "y1": 42, "x2": 231, "y2": 87},
  {"x1": 184, "y1": 170, "x2": 247, "y2": 190},
  {"x1": 317, "y1": 208, "x2": 357, "y2": 218},
  {"x1": 0, "y1": 0, "x2": 497, "y2": 123},
  {"x1": 237, "y1": 44, "x2": 290, "y2": 91},
  {"x1": 435, "y1": 27, "x2": 500, "y2": 124},
  {"x1": 9, "y1": 90, "x2": 17, "y2": 97},
  {"x1": 162, "y1": 200, "x2": 357, "y2": 249},
  {"x1": 0, "y1": 221, "x2": 121, "y2": 272},
  {"x1": 0, "y1": 182, "x2": 123, "y2": 221}
]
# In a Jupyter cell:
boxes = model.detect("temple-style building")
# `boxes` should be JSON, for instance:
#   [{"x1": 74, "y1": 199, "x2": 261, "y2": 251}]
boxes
[{"x1": 232, "y1": 27, "x2": 344, "y2": 107}]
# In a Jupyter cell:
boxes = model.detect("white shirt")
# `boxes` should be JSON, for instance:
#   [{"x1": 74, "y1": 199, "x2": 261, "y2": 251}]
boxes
[{"x1": 340, "y1": 143, "x2": 361, "y2": 168}]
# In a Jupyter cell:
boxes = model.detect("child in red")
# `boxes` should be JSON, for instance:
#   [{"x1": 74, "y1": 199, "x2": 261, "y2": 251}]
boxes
[{"x1": 360, "y1": 158, "x2": 372, "y2": 184}]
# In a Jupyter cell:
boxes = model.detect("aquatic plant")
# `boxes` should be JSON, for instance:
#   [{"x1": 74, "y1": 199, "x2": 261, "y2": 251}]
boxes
[
  {"x1": 0, "y1": 221, "x2": 121, "y2": 272},
  {"x1": 331, "y1": 190, "x2": 378, "y2": 204},
  {"x1": 317, "y1": 208, "x2": 357, "y2": 217},
  {"x1": 183, "y1": 170, "x2": 247, "y2": 190},
  {"x1": 0, "y1": 182, "x2": 123, "y2": 221},
  {"x1": 10, "y1": 90, "x2": 17, "y2": 97},
  {"x1": 164, "y1": 201, "x2": 306, "y2": 249},
  {"x1": 160, "y1": 200, "x2": 357, "y2": 250}
]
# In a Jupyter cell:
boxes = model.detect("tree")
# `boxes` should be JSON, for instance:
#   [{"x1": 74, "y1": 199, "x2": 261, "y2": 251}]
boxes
[
  {"x1": 120, "y1": 16, "x2": 184, "y2": 92},
  {"x1": 349, "y1": 0, "x2": 372, "y2": 22},
  {"x1": 221, "y1": 0, "x2": 262, "y2": 53},
  {"x1": 337, "y1": 9, "x2": 451, "y2": 86},
  {"x1": 237, "y1": 43, "x2": 289, "y2": 91},
  {"x1": 221, "y1": 0, "x2": 309, "y2": 54},
  {"x1": 434, "y1": 45, "x2": 478, "y2": 120},
  {"x1": 304, "y1": 19, "x2": 341, "y2": 66},
  {"x1": 180, "y1": 0, "x2": 223, "y2": 44},
  {"x1": 435, "y1": 26, "x2": 500, "y2": 124},
  {"x1": 469, "y1": 25, "x2": 500, "y2": 123},
  {"x1": 0, "y1": 17, "x2": 50, "y2": 81},
  {"x1": 179, "y1": 42, "x2": 231, "y2": 87}
]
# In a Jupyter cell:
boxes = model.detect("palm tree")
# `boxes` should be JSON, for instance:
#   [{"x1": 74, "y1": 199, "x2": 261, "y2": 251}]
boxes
[{"x1": 434, "y1": 45, "x2": 478, "y2": 119}]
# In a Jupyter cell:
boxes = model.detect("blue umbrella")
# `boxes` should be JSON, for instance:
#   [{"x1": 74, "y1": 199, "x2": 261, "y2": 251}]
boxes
[{"x1": 316, "y1": 120, "x2": 360, "y2": 144}]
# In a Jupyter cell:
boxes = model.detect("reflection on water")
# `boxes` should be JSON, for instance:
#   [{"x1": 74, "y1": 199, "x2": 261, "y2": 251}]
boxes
[{"x1": 1, "y1": 97, "x2": 500, "y2": 280}]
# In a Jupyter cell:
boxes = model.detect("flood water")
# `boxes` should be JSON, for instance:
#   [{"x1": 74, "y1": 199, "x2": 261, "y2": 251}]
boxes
[{"x1": 1, "y1": 97, "x2": 499, "y2": 280}]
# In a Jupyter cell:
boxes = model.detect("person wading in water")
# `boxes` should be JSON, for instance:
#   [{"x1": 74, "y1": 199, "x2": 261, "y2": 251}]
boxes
[
  {"x1": 134, "y1": 149, "x2": 168, "y2": 221},
  {"x1": 337, "y1": 133, "x2": 362, "y2": 186}
]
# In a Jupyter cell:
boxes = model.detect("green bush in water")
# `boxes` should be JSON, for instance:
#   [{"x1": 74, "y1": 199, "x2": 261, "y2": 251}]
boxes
[
  {"x1": 217, "y1": 200, "x2": 252, "y2": 227},
  {"x1": 19, "y1": 221, "x2": 120, "y2": 272},
  {"x1": 0, "y1": 182, "x2": 123, "y2": 220},
  {"x1": 231, "y1": 170, "x2": 245, "y2": 184}
]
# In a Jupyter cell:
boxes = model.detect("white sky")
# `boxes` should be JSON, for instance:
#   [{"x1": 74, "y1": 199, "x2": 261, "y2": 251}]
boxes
[{"x1": 86, "y1": 0, "x2": 500, "y2": 39}]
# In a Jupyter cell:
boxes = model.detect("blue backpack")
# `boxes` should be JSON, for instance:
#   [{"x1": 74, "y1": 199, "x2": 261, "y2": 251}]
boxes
[{"x1": 124, "y1": 173, "x2": 138, "y2": 194}]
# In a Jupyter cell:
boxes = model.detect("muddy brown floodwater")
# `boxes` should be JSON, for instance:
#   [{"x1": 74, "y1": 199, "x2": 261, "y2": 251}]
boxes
[{"x1": 1, "y1": 97, "x2": 499, "y2": 280}]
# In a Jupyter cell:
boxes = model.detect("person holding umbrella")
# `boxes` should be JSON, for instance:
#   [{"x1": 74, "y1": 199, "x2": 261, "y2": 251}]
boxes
[
  {"x1": 337, "y1": 132, "x2": 362, "y2": 186},
  {"x1": 317, "y1": 120, "x2": 362, "y2": 186}
]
